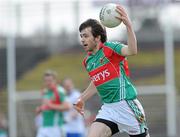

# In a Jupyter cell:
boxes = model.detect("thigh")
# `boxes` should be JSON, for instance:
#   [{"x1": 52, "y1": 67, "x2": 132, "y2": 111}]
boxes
[{"x1": 87, "y1": 122, "x2": 112, "y2": 137}]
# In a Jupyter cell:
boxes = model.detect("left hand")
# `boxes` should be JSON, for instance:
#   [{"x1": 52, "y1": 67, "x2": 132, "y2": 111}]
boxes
[
  {"x1": 73, "y1": 98, "x2": 85, "y2": 116},
  {"x1": 115, "y1": 5, "x2": 132, "y2": 28}
]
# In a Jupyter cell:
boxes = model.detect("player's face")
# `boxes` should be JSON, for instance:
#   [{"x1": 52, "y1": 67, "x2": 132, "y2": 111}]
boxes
[
  {"x1": 80, "y1": 27, "x2": 98, "y2": 52},
  {"x1": 44, "y1": 75, "x2": 55, "y2": 88},
  {"x1": 63, "y1": 79, "x2": 73, "y2": 93}
]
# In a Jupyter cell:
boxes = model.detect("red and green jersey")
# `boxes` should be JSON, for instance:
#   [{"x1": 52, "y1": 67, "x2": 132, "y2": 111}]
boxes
[
  {"x1": 83, "y1": 42, "x2": 137, "y2": 103},
  {"x1": 42, "y1": 86, "x2": 66, "y2": 127}
]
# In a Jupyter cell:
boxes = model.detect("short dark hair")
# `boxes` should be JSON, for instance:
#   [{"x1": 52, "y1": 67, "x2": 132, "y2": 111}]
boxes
[
  {"x1": 79, "y1": 19, "x2": 107, "y2": 43},
  {"x1": 44, "y1": 70, "x2": 57, "y2": 79}
]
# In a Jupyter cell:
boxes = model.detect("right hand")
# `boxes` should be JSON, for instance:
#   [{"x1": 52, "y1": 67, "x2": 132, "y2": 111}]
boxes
[{"x1": 73, "y1": 98, "x2": 85, "y2": 116}]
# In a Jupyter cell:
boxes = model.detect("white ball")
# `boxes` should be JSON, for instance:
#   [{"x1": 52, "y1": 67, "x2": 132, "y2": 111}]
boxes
[{"x1": 99, "y1": 3, "x2": 121, "y2": 28}]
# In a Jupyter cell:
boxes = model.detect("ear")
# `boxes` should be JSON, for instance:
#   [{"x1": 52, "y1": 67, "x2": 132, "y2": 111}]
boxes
[{"x1": 95, "y1": 35, "x2": 101, "y2": 42}]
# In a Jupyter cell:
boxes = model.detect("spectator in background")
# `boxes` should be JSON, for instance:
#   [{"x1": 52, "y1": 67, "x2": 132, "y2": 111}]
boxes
[
  {"x1": 62, "y1": 78, "x2": 86, "y2": 137},
  {"x1": 36, "y1": 70, "x2": 71, "y2": 137}
]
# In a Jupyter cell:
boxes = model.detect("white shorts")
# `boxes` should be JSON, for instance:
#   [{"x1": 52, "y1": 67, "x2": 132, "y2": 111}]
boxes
[
  {"x1": 96, "y1": 99, "x2": 148, "y2": 135},
  {"x1": 36, "y1": 126, "x2": 62, "y2": 137}
]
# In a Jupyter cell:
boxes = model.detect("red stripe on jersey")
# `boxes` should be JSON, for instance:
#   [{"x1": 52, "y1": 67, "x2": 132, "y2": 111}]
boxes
[
  {"x1": 123, "y1": 59, "x2": 130, "y2": 77},
  {"x1": 83, "y1": 52, "x2": 92, "y2": 68},
  {"x1": 89, "y1": 62, "x2": 119, "y2": 86},
  {"x1": 50, "y1": 85, "x2": 61, "y2": 104},
  {"x1": 83, "y1": 56, "x2": 88, "y2": 68},
  {"x1": 103, "y1": 45, "x2": 125, "y2": 63}
]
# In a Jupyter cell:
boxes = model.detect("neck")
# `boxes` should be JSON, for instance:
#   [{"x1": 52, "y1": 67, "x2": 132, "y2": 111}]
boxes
[{"x1": 92, "y1": 42, "x2": 101, "y2": 54}]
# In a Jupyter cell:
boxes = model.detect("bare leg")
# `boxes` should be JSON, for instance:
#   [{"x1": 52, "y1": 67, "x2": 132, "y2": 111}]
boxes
[{"x1": 87, "y1": 122, "x2": 112, "y2": 137}]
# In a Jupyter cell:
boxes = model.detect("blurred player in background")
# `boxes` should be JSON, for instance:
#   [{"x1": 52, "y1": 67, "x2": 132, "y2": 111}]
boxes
[
  {"x1": 36, "y1": 70, "x2": 71, "y2": 137},
  {"x1": 62, "y1": 78, "x2": 86, "y2": 137},
  {"x1": 74, "y1": 4, "x2": 150, "y2": 137}
]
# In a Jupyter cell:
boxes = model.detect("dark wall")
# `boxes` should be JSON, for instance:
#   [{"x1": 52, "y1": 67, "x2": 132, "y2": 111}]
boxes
[{"x1": 0, "y1": 46, "x2": 49, "y2": 91}]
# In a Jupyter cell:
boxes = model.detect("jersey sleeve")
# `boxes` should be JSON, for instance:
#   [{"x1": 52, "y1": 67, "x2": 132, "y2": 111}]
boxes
[{"x1": 105, "y1": 41, "x2": 125, "y2": 55}]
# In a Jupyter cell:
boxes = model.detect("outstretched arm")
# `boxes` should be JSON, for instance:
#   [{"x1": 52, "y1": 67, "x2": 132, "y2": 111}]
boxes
[
  {"x1": 45, "y1": 100, "x2": 71, "y2": 111},
  {"x1": 74, "y1": 81, "x2": 97, "y2": 115},
  {"x1": 80, "y1": 81, "x2": 97, "y2": 102},
  {"x1": 116, "y1": 5, "x2": 137, "y2": 56},
  {"x1": 36, "y1": 100, "x2": 71, "y2": 113}
]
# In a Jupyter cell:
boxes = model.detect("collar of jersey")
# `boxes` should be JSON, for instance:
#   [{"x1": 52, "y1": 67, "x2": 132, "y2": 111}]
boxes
[{"x1": 87, "y1": 42, "x2": 104, "y2": 56}]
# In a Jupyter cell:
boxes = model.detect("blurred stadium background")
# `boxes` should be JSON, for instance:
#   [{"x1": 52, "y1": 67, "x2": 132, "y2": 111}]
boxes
[{"x1": 0, "y1": 0, "x2": 180, "y2": 137}]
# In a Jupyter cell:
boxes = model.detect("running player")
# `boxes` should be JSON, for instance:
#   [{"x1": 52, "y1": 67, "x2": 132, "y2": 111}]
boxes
[
  {"x1": 36, "y1": 70, "x2": 71, "y2": 137},
  {"x1": 74, "y1": 4, "x2": 150, "y2": 137}
]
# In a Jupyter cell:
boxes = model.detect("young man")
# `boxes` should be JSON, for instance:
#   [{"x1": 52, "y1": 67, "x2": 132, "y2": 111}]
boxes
[
  {"x1": 74, "y1": 5, "x2": 150, "y2": 137},
  {"x1": 62, "y1": 78, "x2": 86, "y2": 137},
  {"x1": 36, "y1": 70, "x2": 71, "y2": 137}
]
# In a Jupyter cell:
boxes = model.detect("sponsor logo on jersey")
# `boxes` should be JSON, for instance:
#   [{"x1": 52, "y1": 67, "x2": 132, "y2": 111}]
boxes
[
  {"x1": 91, "y1": 69, "x2": 110, "y2": 82},
  {"x1": 89, "y1": 63, "x2": 120, "y2": 86}
]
